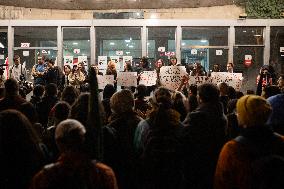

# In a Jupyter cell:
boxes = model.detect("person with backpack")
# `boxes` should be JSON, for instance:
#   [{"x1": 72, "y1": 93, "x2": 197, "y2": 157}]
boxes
[
  {"x1": 135, "y1": 87, "x2": 184, "y2": 189},
  {"x1": 214, "y1": 95, "x2": 284, "y2": 189}
]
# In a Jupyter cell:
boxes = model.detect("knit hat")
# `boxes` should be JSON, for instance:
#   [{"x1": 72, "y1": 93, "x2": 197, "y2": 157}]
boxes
[
  {"x1": 110, "y1": 89, "x2": 134, "y2": 114},
  {"x1": 236, "y1": 95, "x2": 272, "y2": 127}
]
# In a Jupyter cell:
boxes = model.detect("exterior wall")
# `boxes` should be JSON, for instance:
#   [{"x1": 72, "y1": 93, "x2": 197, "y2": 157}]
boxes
[{"x1": 0, "y1": 5, "x2": 244, "y2": 20}]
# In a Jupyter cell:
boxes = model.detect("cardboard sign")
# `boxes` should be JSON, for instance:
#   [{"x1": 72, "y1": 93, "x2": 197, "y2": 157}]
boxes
[
  {"x1": 97, "y1": 75, "x2": 114, "y2": 90},
  {"x1": 139, "y1": 71, "x2": 157, "y2": 86},
  {"x1": 160, "y1": 66, "x2": 187, "y2": 91},
  {"x1": 98, "y1": 56, "x2": 108, "y2": 70},
  {"x1": 117, "y1": 72, "x2": 137, "y2": 87},
  {"x1": 78, "y1": 56, "x2": 88, "y2": 64},
  {"x1": 211, "y1": 72, "x2": 243, "y2": 91}
]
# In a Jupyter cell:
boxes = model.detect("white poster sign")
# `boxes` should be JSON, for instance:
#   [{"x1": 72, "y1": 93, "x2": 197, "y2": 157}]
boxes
[
  {"x1": 21, "y1": 43, "x2": 30, "y2": 48},
  {"x1": 139, "y1": 71, "x2": 157, "y2": 86},
  {"x1": 78, "y1": 56, "x2": 88, "y2": 65},
  {"x1": 160, "y1": 66, "x2": 187, "y2": 91},
  {"x1": 0, "y1": 54, "x2": 4, "y2": 60},
  {"x1": 97, "y1": 75, "x2": 114, "y2": 90},
  {"x1": 211, "y1": 72, "x2": 243, "y2": 91},
  {"x1": 216, "y1": 50, "x2": 223, "y2": 56},
  {"x1": 158, "y1": 47, "x2": 166, "y2": 52},
  {"x1": 117, "y1": 72, "x2": 137, "y2": 87},
  {"x1": 116, "y1": 51, "x2": 123, "y2": 56},
  {"x1": 191, "y1": 49, "x2": 197, "y2": 55},
  {"x1": 73, "y1": 49, "x2": 80, "y2": 54},
  {"x1": 98, "y1": 56, "x2": 108, "y2": 70},
  {"x1": 245, "y1": 55, "x2": 252, "y2": 60},
  {"x1": 23, "y1": 51, "x2": 29, "y2": 57},
  {"x1": 280, "y1": 47, "x2": 284, "y2": 52},
  {"x1": 64, "y1": 56, "x2": 73, "y2": 65}
]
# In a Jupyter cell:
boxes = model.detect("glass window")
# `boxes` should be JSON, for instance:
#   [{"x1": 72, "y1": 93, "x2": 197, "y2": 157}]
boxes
[
  {"x1": 233, "y1": 47, "x2": 264, "y2": 92},
  {"x1": 0, "y1": 27, "x2": 8, "y2": 65},
  {"x1": 147, "y1": 27, "x2": 176, "y2": 66},
  {"x1": 14, "y1": 27, "x2": 58, "y2": 78},
  {"x1": 14, "y1": 27, "x2": 57, "y2": 47},
  {"x1": 270, "y1": 27, "x2": 284, "y2": 75},
  {"x1": 235, "y1": 27, "x2": 264, "y2": 45},
  {"x1": 95, "y1": 27, "x2": 142, "y2": 69},
  {"x1": 63, "y1": 27, "x2": 90, "y2": 68},
  {"x1": 182, "y1": 27, "x2": 229, "y2": 72}
]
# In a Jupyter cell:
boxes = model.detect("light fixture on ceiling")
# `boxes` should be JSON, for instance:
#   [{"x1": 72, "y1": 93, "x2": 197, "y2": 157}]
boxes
[
  {"x1": 73, "y1": 42, "x2": 78, "y2": 45},
  {"x1": 201, "y1": 40, "x2": 207, "y2": 43},
  {"x1": 110, "y1": 42, "x2": 115, "y2": 45},
  {"x1": 87, "y1": 40, "x2": 90, "y2": 42},
  {"x1": 129, "y1": 45, "x2": 134, "y2": 48},
  {"x1": 147, "y1": 42, "x2": 150, "y2": 46},
  {"x1": 125, "y1": 39, "x2": 131, "y2": 43},
  {"x1": 126, "y1": 52, "x2": 130, "y2": 54},
  {"x1": 182, "y1": 42, "x2": 186, "y2": 46},
  {"x1": 254, "y1": 34, "x2": 262, "y2": 37}
]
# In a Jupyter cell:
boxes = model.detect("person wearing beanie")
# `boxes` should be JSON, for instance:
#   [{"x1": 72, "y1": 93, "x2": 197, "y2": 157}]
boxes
[
  {"x1": 215, "y1": 95, "x2": 284, "y2": 189},
  {"x1": 104, "y1": 89, "x2": 142, "y2": 189}
]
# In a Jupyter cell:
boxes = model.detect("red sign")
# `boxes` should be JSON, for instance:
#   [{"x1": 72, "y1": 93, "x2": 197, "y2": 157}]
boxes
[{"x1": 244, "y1": 59, "x2": 252, "y2": 67}]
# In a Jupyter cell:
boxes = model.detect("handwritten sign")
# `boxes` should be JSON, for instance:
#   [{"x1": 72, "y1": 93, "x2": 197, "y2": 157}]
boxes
[
  {"x1": 98, "y1": 56, "x2": 107, "y2": 70},
  {"x1": 211, "y1": 72, "x2": 243, "y2": 91},
  {"x1": 160, "y1": 66, "x2": 187, "y2": 90},
  {"x1": 139, "y1": 71, "x2": 157, "y2": 86},
  {"x1": 21, "y1": 43, "x2": 30, "y2": 48},
  {"x1": 117, "y1": 72, "x2": 137, "y2": 87},
  {"x1": 64, "y1": 56, "x2": 73, "y2": 66},
  {"x1": 97, "y1": 75, "x2": 114, "y2": 90}
]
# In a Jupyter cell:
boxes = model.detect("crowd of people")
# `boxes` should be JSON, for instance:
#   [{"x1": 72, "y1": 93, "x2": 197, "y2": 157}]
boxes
[{"x1": 0, "y1": 54, "x2": 284, "y2": 189}]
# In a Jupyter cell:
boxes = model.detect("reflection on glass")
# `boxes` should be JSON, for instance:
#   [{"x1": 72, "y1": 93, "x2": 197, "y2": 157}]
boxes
[
  {"x1": 270, "y1": 27, "x2": 284, "y2": 74},
  {"x1": 147, "y1": 27, "x2": 176, "y2": 66},
  {"x1": 63, "y1": 27, "x2": 90, "y2": 68},
  {"x1": 181, "y1": 27, "x2": 229, "y2": 72},
  {"x1": 233, "y1": 47, "x2": 264, "y2": 92},
  {"x1": 235, "y1": 27, "x2": 264, "y2": 45},
  {"x1": 96, "y1": 27, "x2": 142, "y2": 67},
  {"x1": 14, "y1": 27, "x2": 57, "y2": 47},
  {"x1": 0, "y1": 29, "x2": 8, "y2": 65}
]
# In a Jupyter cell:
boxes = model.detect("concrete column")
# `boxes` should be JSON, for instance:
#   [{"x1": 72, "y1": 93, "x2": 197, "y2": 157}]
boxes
[
  {"x1": 228, "y1": 26, "x2": 235, "y2": 63},
  {"x1": 57, "y1": 26, "x2": 63, "y2": 68},
  {"x1": 176, "y1": 26, "x2": 182, "y2": 64}
]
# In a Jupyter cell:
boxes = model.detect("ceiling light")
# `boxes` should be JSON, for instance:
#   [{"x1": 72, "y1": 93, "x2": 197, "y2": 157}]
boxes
[
  {"x1": 182, "y1": 43, "x2": 186, "y2": 46},
  {"x1": 126, "y1": 52, "x2": 130, "y2": 54},
  {"x1": 254, "y1": 34, "x2": 262, "y2": 37},
  {"x1": 125, "y1": 40, "x2": 131, "y2": 43},
  {"x1": 201, "y1": 40, "x2": 207, "y2": 43},
  {"x1": 0, "y1": 42, "x2": 4, "y2": 48},
  {"x1": 129, "y1": 45, "x2": 134, "y2": 48},
  {"x1": 110, "y1": 42, "x2": 115, "y2": 45},
  {"x1": 243, "y1": 30, "x2": 247, "y2": 33},
  {"x1": 73, "y1": 42, "x2": 78, "y2": 45}
]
